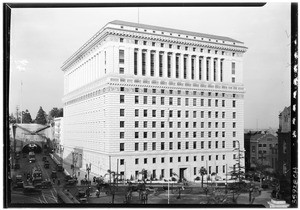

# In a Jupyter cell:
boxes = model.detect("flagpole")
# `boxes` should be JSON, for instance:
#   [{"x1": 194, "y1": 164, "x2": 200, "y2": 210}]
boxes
[{"x1": 20, "y1": 80, "x2": 23, "y2": 124}]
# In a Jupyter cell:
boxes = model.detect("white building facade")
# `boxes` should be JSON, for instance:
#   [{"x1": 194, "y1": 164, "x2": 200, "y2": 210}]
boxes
[{"x1": 61, "y1": 20, "x2": 247, "y2": 181}]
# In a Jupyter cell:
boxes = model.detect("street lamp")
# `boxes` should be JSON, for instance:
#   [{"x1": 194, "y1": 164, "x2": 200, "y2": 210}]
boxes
[{"x1": 86, "y1": 163, "x2": 92, "y2": 182}]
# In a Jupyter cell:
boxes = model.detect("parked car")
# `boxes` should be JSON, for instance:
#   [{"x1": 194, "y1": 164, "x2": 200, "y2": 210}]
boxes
[
  {"x1": 44, "y1": 162, "x2": 50, "y2": 169},
  {"x1": 51, "y1": 170, "x2": 57, "y2": 179},
  {"x1": 66, "y1": 179, "x2": 78, "y2": 186},
  {"x1": 57, "y1": 164, "x2": 64, "y2": 172},
  {"x1": 42, "y1": 156, "x2": 47, "y2": 161},
  {"x1": 41, "y1": 180, "x2": 52, "y2": 189}
]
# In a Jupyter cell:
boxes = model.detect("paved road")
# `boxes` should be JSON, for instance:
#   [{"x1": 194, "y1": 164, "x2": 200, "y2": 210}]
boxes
[{"x1": 10, "y1": 151, "x2": 65, "y2": 204}]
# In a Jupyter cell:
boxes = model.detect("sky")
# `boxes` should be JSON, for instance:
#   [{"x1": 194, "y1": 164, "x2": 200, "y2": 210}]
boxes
[{"x1": 9, "y1": 3, "x2": 291, "y2": 129}]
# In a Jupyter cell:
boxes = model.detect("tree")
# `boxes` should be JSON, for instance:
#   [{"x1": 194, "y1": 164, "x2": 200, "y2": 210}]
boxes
[
  {"x1": 22, "y1": 109, "x2": 33, "y2": 123},
  {"x1": 35, "y1": 106, "x2": 47, "y2": 125},
  {"x1": 9, "y1": 113, "x2": 16, "y2": 124},
  {"x1": 48, "y1": 107, "x2": 63, "y2": 120},
  {"x1": 199, "y1": 167, "x2": 207, "y2": 188}
]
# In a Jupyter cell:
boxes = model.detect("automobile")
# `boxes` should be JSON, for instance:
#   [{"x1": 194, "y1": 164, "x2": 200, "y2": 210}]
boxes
[
  {"x1": 64, "y1": 175, "x2": 73, "y2": 182},
  {"x1": 42, "y1": 156, "x2": 47, "y2": 161},
  {"x1": 41, "y1": 180, "x2": 53, "y2": 189},
  {"x1": 15, "y1": 181, "x2": 24, "y2": 188},
  {"x1": 44, "y1": 162, "x2": 50, "y2": 169},
  {"x1": 16, "y1": 175, "x2": 23, "y2": 182},
  {"x1": 23, "y1": 186, "x2": 42, "y2": 194},
  {"x1": 79, "y1": 198, "x2": 88, "y2": 204},
  {"x1": 57, "y1": 164, "x2": 64, "y2": 172},
  {"x1": 77, "y1": 190, "x2": 86, "y2": 198},
  {"x1": 66, "y1": 179, "x2": 78, "y2": 186},
  {"x1": 34, "y1": 183, "x2": 42, "y2": 189},
  {"x1": 51, "y1": 170, "x2": 57, "y2": 179}
]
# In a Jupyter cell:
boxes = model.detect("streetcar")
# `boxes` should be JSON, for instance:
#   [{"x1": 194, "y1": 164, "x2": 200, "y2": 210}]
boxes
[
  {"x1": 29, "y1": 151, "x2": 36, "y2": 163},
  {"x1": 32, "y1": 167, "x2": 43, "y2": 185}
]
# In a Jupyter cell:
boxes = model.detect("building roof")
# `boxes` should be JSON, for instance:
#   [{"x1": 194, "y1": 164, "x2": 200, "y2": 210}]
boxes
[{"x1": 109, "y1": 20, "x2": 243, "y2": 44}]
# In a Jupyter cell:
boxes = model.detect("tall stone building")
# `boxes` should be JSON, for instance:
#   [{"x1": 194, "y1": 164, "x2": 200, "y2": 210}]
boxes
[{"x1": 61, "y1": 20, "x2": 247, "y2": 181}]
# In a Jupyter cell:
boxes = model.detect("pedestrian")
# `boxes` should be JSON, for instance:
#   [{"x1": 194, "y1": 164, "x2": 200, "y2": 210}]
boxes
[{"x1": 78, "y1": 171, "x2": 80, "y2": 177}]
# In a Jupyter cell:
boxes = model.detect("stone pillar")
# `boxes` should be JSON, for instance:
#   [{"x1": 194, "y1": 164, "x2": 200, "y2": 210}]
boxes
[
  {"x1": 179, "y1": 53, "x2": 184, "y2": 79},
  {"x1": 155, "y1": 50, "x2": 159, "y2": 77},
  {"x1": 172, "y1": 52, "x2": 176, "y2": 79},
  {"x1": 195, "y1": 55, "x2": 199, "y2": 81},
  {"x1": 138, "y1": 48, "x2": 142, "y2": 76},
  {"x1": 202, "y1": 57, "x2": 207, "y2": 81},
  {"x1": 210, "y1": 57, "x2": 214, "y2": 82},
  {"x1": 186, "y1": 54, "x2": 191, "y2": 80},
  {"x1": 163, "y1": 51, "x2": 168, "y2": 78},
  {"x1": 129, "y1": 47, "x2": 134, "y2": 75},
  {"x1": 217, "y1": 58, "x2": 221, "y2": 82},
  {"x1": 146, "y1": 50, "x2": 151, "y2": 77}
]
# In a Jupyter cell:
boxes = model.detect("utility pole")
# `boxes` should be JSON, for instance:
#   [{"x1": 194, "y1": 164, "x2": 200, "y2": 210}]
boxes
[
  {"x1": 86, "y1": 163, "x2": 91, "y2": 182},
  {"x1": 109, "y1": 156, "x2": 111, "y2": 183},
  {"x1": 116, "y1": 159, "x2": 119, "y2": 187}
]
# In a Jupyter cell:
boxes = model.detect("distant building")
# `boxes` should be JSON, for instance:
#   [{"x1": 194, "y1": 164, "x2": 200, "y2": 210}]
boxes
[
  {"x1": 277, "y1": 106, "x2": 291, "y2": 178},
  {"x1": 245, "y1": 131, "x2": 278, "y2": 173},
  {"x1": 53, "y1": 117, "x2": 64, "y2": 155},
  {"x1": 61, "y1": 20, "x2": 247, "y2": 181}
]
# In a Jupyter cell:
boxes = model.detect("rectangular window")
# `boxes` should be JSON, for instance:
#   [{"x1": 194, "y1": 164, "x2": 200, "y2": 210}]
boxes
[
  {"x1": 177, "y1": 98, "x2": 181, "y2": 106},
  {"x1": 208, "y1": 141, "x2": 211, "y2": 149},
  {"x1": 232, "y1": 62, "x2": 236, "y2": 74},
  {"x1": 120, "y1": 109, "x2": 125, "y2": 117},
  {"x1": 135, "y1": 132, "x2": 139, "y2": 138},
  {"x1": 144, "y1": 158, "x2": 147, "y2": 164},
  {"x1": 161, "y1": 110, "x2": 165, "y2": 117},
  {"x1": 209, "y1": 155, "x2": 211, "y2": 161},
  {"x1": 178, "y1": 142, "x2": 181, "y2": 150},
  {"x1": 201, "y1": 141, "x2": 204, "y2": 149},
  {"x1": 178, "y1": 157, "x2": 181, "y2": 162},
  {"x1": 119, "y1": 67, "x2": 124, "y2": 74},
  {"x1": 161, "y1": 132, "x2": 165, "y2": 138},
  {"x1": 193, "y1": 141, "x2": 197, "y2": 149},
  {"x1": 161, "y1": 97, "x2": 165, "y2": 105},
  {"x1": 143, "y1": 109, "x2": 147, "y2": 117},
  {"x1": 120, "y1": 95, "x2": 125, "y2": 103},
  {"x1": 152, "y1": 121, "x2": 156, "y2": 128},
  {"x1": 143, "y1": 132, "x2": 147, "y2": 138},
  {"x1": 135, "y1": 158, "x2": 139, "y2": 164},
  {"x1": 201, "y1": 99, "x2": 204, "y2": 106},
  {"x1": 152, "y1": 132, "x2": 156, "y2": 138},
  {"x1": 233, "y1": 112, "x2": 236, "y2": 119},
  {"x1": 169, "y1": 142, "x2": 173, "y2": 150},
  {"x1": 135, "y1": 143, "x2": 139, "y2": 151},
  {"x1": 161, "y1": 142, "x2": 165, "y2": 150},
  {"x1": 119, "y1": 49, "x2": 124, "y2": 64},
  {"x1": 220, "y1": 60, "x2": 223, "y2": 82},
  {"x1": 152, "y1": 110, "x2": 156, "y2": 117},
  {"x1": 222, "y1": 100, "x2": 225, "y2": 107},
  {"x1": 206, "y1": 59, "x2": 210, "y2": 81},
  {"x1": 161, "y1": 157, "x2": 165, "y2": 163},
  {"x1": 135, "y1": 109, "x2": 139, "y2": 117},
  {"x1": 185, "y1": 111, "x2": 189, "y2": 118},
  {"x1": 120, "y1": 121, "x2": 125, "y2": 128},
  {"x1": 222, "y1": 122, "x2": 225, "y2": 128},
  {"x1": 144, "y1": 142, "x2": 147, "y2": 151},
  {"x1": 208, "y1": 99, "x2": 211, "y2": 107},
  {"x1": 185, "y1": 98, "x2": 189, "y2": 106},
  {"x1": 120, "y1": 143, "x2": 124, "y2": 151},
  {"x1": 120, "y1": 132, "x2": 124, "y2": 139},
  {"x1": 169, "y1": 97, "x2": 173, "y2": 105},
  {"x1": 193, "y1": 98, "x2": 196, "y2": 106},
  {"x1": 186, "y1": 156, "x2": 189, "y2": 162},
  {"x1": 201, "y1": 156, "x2": 204, "y2": 161},
  {"x1": 232, "y1": 77, "x2": 236, "y2": 83},
  {"x1": 177, "y1": 132, "x2": 181, "y2": 138},
  {"x1": 152, "y1": 142, "x2": 156, "y2": 150},
  {"x1": 135, "y1": 96, "x2": 139, "y2": 104},
  {"x1": 143, "y1": 96, "x2": 147, "y2": 104},
  {"x1": 233, "y1": 100, "x2": 236, "y2": 108},
  {"x1": 215, "y1": 99, "x2": 218, "y2": 107},
  {"x1": 215, "y1": 141, "x2": 218, "y2": 148},
  {"x1": 193, "y1": 122, "x2": 197, "y2": 128}
]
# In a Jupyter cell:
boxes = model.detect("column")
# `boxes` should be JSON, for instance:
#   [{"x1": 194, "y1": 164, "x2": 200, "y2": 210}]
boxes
[
  {"x1": 172, "y1": 52, "x2": 176, "y2": 79},
  {"x1": 155, "y1": 51, "x2": 159, "y2": 77},
  {"x1": 210, "y1": 57, "x2": 214, "y2": 82},
  {"x1": 128, "y1": 48, "x2": 133, "y2": 75},
  {"x1": 138, "y1": 48, "x2": 142, "y2": 76},
  {"x1": 202, "y1": 57, "x2": 207, "y2": 81},
  {"x1": 179, "y1": 53, "x2": 184, "y2": 79},
  {"x1": 195, "y1": 55, "x2": 199, "y2": 81},
  {"x1": 146, "y1": 50, "x2": 151, "y2": 77},
  {"x1": 186, "y1": 54, "x2": 191, "y2": 80},
  {"x1": 163, "y1": 51, "x2": 168, "y2": 78},
  {"x1": 217, "y1": 58, "x2": 221, "y2": 82}
]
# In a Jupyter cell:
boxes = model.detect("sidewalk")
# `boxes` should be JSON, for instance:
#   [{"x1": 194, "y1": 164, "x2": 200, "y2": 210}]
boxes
[{"x1": 236, "y1": 190, "x2": 271, "y2": 207}]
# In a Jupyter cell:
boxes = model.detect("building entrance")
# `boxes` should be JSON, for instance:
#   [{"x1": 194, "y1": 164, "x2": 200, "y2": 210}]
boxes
[{"x1": 179, "y1": 168, "x2": 187, "y2": 182}]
